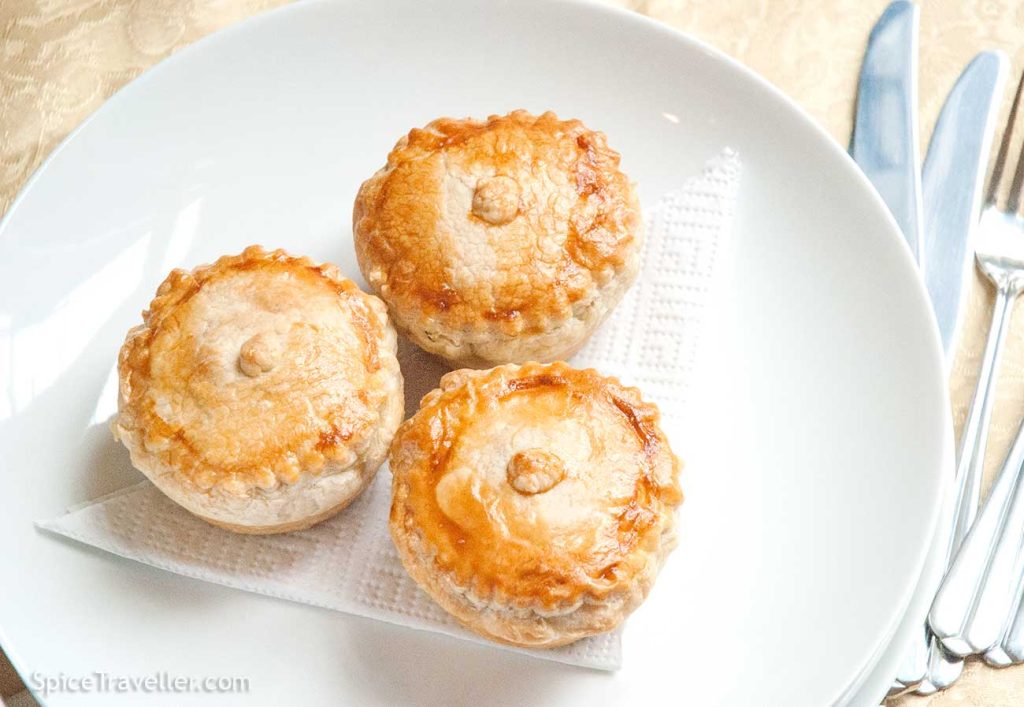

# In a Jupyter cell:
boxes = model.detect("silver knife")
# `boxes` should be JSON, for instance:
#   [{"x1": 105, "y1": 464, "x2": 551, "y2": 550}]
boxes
[
  {"x1": 851, "y1": 0, "x2": 923, "y2": 264},
  {"x1": 923, "y1": 51, "x2": 1007, "y2": 361}
]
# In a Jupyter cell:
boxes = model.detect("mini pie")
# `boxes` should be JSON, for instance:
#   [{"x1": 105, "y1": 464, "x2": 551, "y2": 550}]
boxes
[
  {"x1": 353, "y1": 110, "x2": 643, "y2": 368},
  {"x1": 388, "y1": 362, "x2": 682, "y2": 647},
  {"x1": 114, "y1": 246, "x2": 404, "y2": 534}
]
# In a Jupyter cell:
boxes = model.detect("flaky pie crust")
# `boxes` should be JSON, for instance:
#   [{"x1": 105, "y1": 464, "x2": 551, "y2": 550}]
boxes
[
  {"x1": 114, "y1": 246, "x2": 404, "y2": 534},
  {"x1": 389, "y1": 362, "x2": 682, "y2": 647},
  {"x1": 353, "y1": 110, "x2": 642, "y2": 368}
]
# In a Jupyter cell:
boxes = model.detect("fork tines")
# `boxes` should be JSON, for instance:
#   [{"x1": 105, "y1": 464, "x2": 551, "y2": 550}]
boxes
[{"x1": 987, "y1": 70, "x2": 1024, "y2": 212}]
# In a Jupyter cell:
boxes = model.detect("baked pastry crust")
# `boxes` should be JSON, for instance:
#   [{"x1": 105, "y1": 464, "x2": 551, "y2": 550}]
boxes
[
  {"x1": 114, "y1": 246, "x2": 404, "y2": 534},
  {"x1": 389, "y1": 362, "x2": 682, "y2": 647},
  {"x1": 353, "y1": 110, "x2": 642, "y2": 368}
]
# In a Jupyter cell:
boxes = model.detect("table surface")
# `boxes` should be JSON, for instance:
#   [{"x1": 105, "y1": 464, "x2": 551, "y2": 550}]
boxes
[{"x1": 1, "y1": 0, "x2": 1022, "y2": 704}]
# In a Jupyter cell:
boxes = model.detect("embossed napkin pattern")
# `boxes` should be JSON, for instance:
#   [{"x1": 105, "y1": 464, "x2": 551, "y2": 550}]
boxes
[{"x1": 38, "y1": 150, "x2": 740, "y2": 671}]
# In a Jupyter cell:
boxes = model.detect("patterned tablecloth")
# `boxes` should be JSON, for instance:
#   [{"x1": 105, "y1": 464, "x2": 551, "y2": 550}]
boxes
[{"x1": 1, "y1": 1, "x2": 1023, "y2": 704}]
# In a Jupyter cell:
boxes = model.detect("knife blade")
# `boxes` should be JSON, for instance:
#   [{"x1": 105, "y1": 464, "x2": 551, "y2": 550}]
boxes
[
  {"x1": 922, "y1": 51, "x2": 1007, "y2": 361},
  {"x1": 850, "y1": 0, "x2": 923, "y2": 264}
]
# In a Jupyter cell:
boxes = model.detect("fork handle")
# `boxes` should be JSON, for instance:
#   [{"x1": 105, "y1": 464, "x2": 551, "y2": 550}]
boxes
[
  {"x1": 946, "y1": 285, "x2": 1014, "y2": 558},
  {"x1": 964, "y1": 446, "x2": 1024, "y2": 654},
  {"x1": 984, "y1": 569, "x2": 1024, "y2": 665},
  {"x1": 929, "y1": 415, "x2": 1024, "y2": 654}
]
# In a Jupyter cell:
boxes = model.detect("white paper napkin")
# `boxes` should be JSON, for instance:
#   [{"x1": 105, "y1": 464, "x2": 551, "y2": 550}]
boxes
[{"x1": 38, "y1": 150, "x2": 741, "y2": 672}]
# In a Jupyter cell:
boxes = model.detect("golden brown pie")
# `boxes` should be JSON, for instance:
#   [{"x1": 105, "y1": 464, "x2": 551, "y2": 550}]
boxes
[
  {"x1": 353, "y1": 110, "x2": 642, "y2": 368},
  {"x1": 113, "y1": 246, "x2": 404, "y2": 534},
  {"x1": 389, "y1": 362, "x2": 682, "y2": 647}
]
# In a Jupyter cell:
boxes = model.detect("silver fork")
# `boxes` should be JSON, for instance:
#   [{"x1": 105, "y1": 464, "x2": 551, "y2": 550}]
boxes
[
  {"x1": 910, "y1": 70, "x2": 1024, "y2": 695},
  {"x1": 926, "y1": 70, "x2": 1024, "y2": 664}
]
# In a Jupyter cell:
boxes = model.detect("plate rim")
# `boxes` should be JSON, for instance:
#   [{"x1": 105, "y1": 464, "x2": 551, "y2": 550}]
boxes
[{"x1": 0, "y1": 1, "x2": 953, "y2": 704}]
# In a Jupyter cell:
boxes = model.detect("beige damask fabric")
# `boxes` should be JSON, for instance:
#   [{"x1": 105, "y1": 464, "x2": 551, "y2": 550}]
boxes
[{"x1": 1, "y1": 0, "x2": 1023, "y2": 704}]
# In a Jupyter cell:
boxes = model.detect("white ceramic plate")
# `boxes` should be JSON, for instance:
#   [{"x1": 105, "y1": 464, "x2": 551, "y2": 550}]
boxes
[
  {"x1": 0, "y1": 1, "x2": 952, "y2": 704},
  {"x1": 844, "y1": 475, "x2": 953, "y2": 706}
]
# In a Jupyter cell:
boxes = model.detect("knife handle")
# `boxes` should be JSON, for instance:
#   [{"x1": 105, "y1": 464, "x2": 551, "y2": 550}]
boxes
[
  {"x1": 893, "y1": 624, "x2": 928, "y2": 687},
  {"x1": 922, "y1": 636, "x2": 963, "y2": 691}
]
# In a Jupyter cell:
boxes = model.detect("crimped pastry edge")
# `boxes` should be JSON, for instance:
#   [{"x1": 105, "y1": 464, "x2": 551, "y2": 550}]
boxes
[
  {"x1": 382, "y1": 253, "x2": 638, "y2": 369},
  {"x1": 391, "y1": 495, "x2": 678, "y2": 648},
  {"x1": 388, "y1": 361, "x2": 682, "y2": 647},
  {"x1": 113, "y1": 245, "x2": 405, "y2": 532},
  {"x1": 353, "y1": 110, "x2": 643, "y2": 368}
]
